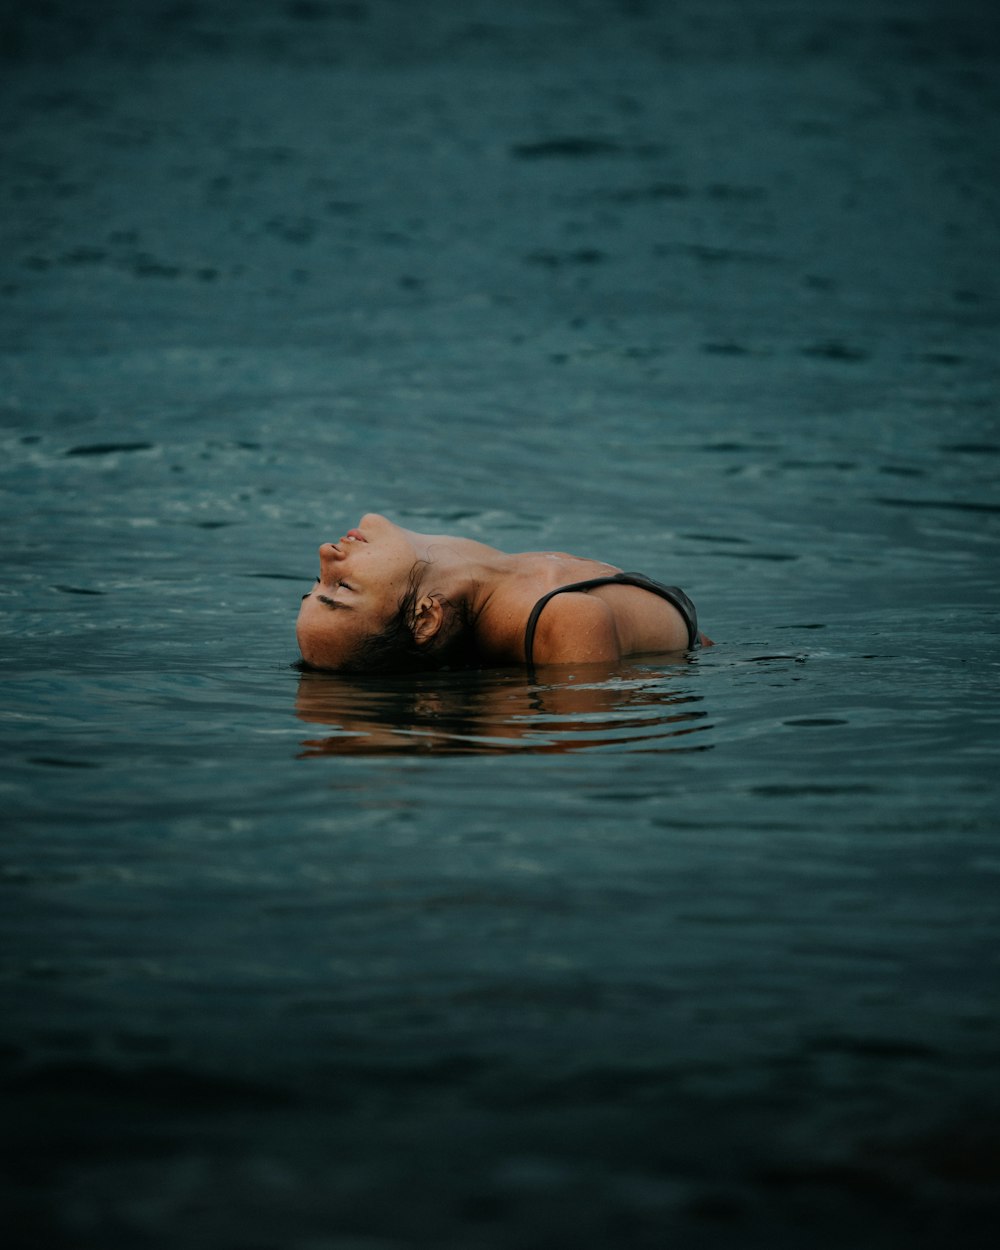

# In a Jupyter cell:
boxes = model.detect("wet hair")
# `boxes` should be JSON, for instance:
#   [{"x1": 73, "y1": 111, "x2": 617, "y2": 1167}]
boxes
[
  {"x1": 345, "y1": 576, "x2": 428, "y2": 674},
  {"x1": 302, "y1": 562, "x2": 477, "y2": 676}
]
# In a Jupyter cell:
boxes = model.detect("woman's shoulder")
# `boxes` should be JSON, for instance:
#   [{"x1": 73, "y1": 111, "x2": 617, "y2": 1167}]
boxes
[
  {"x1": 507, "y1": 551, "x2": 622, "y2": 591},
  {"x1": 472, "y1": 555, "x2": 617, "y2": 665},
  {"x1": 526, "y1": 590, "x2": 621, "y2": 665}
]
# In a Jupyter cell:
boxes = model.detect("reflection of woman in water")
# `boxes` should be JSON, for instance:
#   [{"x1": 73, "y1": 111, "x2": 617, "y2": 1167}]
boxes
[
  {"x1": 295, "y1": 662, "x2": 712, "y2": 755},
  {"x1": 296, "y1": 513, "x2": 711, "y2": 674}
]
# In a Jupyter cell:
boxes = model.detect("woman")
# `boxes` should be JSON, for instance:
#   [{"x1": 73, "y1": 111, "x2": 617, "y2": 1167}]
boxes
[{"x1": 296, "y1": 513, "x2": 710, "y2": 673}]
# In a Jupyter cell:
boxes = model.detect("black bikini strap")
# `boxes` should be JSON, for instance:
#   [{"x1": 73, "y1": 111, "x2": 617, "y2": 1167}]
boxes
[
  {"x1": 524, "y1": 576, "x2": 622, "y2": 666},
  {"x1": 523, "y1": 572, "x2": 699, "y2": 666}
]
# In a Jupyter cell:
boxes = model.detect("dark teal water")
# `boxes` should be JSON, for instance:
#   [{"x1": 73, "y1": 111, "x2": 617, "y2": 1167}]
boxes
[{"x1": 3, "y1": 2, "x2": 999, "y2": 1246}]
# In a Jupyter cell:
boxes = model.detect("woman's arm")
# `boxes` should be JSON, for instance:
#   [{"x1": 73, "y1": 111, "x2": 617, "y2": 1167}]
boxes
[{"x1": 527, "y1": 593, "x2": 621, "y2": 665}]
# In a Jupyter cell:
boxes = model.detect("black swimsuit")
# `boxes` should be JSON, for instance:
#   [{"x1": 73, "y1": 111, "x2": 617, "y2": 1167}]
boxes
[{"x1": 523, "y1": 572, "x2": 701, "y2": 666}]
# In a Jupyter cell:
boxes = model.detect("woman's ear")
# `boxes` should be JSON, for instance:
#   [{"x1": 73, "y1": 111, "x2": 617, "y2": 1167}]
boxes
[{"x1": 412, "y1": 594, "x2": 445, "y2": 646}]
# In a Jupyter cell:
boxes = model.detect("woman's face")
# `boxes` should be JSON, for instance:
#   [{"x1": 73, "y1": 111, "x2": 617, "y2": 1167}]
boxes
[{"x1": 296, "y1": 513, "x2": 420, "y2": 670}]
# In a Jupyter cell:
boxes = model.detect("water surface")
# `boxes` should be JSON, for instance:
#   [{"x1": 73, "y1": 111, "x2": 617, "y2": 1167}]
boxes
[{"x1": 3, "y1": 1, "x2": 999, "y2": 1246}]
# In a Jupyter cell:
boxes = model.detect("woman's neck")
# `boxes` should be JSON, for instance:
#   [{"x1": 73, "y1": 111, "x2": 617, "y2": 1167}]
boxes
[{"x1": 407, "y1": 530, "x2": 512, "y2": 617}]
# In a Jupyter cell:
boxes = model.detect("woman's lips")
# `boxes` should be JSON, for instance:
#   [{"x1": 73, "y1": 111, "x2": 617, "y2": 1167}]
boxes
[{"x1": 345, "y1": 528, "x2": 367, "y2": 542}]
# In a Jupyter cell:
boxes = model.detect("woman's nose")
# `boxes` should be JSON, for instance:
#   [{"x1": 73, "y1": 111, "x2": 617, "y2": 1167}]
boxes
[{"x1": 318, "y1": 541, "x2": 346, "y2": 567}]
